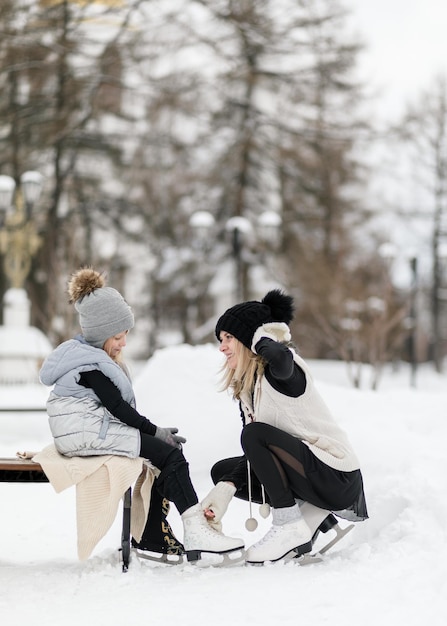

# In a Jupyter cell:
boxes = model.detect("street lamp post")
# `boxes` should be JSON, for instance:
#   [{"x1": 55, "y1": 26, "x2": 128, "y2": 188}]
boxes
[
  {"x1": 433, "y1": 242, "x2": 447, "y2": 372},
  {"x1": 225, "y1": 211, "x2": 282, "y2": 302},
  {"x1": 378, "y1": 243, "x2": 420, "y2": 387},
  {"x1": 191, "y1": 210, "x2": 282, "y2": 304},
  {"x1": 408, "y1": 256, "x2": 418, "y2": 388},
  {"x1": 225, "y1": 216, "x2": 253, "y2": 302}
]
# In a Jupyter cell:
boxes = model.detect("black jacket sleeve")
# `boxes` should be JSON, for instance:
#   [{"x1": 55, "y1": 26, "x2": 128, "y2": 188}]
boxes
[
  {"x1": 78, "y1": 370, "x2": 157, "y2": 436},
  {"x1": 254, "y1": 337, "x2": 306, "y2": 397}
]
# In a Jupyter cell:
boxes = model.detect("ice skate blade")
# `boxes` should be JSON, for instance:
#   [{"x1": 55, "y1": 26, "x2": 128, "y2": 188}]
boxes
[
  {"x1": 132, "y1": 548, "x2": 184, "y2": 565},
  {"x1": 318, "y1": 522, "x2": 354, "y2": 554},
  {"x1": 293, "y1": 552, "x2": 324, "y2": 565},
  {"x1": 186, "y1": 546, "x2": 245, "y2": 567},
  {"x1": 247, "y1": 549, "x2": 322, "y2": 567},
  {"x1": 245, "y1": 540, "x2": 312, "y2": 566}
]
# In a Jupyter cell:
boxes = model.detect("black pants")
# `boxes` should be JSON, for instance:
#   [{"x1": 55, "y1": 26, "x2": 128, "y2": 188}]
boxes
[
  {"x1": 212, "y1": 422, "x2": 367, "y2": 518},
  {"x1": 139, "y1": 433, "x2": 197, "y2": 515}
]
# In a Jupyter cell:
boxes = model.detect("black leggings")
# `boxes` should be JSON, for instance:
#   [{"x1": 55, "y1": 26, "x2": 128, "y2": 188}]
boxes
[
  {"x1": 139, "y1": 433, "x2": 198, "y2": 515},
  {"x1": 212, "y1": 422, "x2": 366, "y2": 515}
]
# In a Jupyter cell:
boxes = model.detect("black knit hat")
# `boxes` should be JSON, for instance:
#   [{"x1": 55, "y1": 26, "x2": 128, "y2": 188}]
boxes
[{"x1": 215, "y1": 289, "x2": 294, "y2": 349}]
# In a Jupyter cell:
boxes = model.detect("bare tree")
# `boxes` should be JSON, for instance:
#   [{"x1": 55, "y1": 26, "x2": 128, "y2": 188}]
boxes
[
  {"x1": 184, "y1": 0, "x2": 370, "y2": 317},
  {"x1": 306, "y1": 249, "x2": 409, "y2": 389},
  {"x1": 0, "y1": 0, "x2": 147, "y2": 343},
  {"x1": 273, "y1": 0, "x2": 371, "y2": 358},
  {"x1": 0, "y1": 0, "x2": 376, "y2": 361},
  {"x1": 398, "y1": 75, "x2": 447, "y2": 372}
]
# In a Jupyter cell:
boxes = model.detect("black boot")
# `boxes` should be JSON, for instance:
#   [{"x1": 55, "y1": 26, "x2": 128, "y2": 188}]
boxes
[{"x1": 132, "y1": 485, "x2": 184, "y2": 556}]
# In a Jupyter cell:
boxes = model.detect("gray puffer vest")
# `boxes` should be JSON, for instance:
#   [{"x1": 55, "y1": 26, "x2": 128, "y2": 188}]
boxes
[{"x1": 39, "y1": 335, "x2": 140, "y2": 458}]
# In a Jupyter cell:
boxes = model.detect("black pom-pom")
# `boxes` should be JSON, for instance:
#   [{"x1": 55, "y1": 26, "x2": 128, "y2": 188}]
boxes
[{"x1": 261, "y1": 289, "x2": 294, "y2": 324}]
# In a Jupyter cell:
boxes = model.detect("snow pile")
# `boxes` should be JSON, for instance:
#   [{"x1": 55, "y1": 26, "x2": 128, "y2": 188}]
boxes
[{"x1": 0, "y1": 344, "x2": 446, "y2": 626}]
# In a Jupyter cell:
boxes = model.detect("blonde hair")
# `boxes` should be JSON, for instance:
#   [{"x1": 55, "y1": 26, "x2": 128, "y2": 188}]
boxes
[
  {"x1": 220, "y1": 338, "x2": 265, "y2": 400},
  {"x1": 103, "y1": 337, "x2": 131, "y2": 377}
]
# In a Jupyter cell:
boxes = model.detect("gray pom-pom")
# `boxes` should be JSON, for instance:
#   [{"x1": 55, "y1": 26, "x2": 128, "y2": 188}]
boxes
[
  {"x1": 259, "y1": 503, "x2": 271, "y2": 518},
  {"x1": 245, "y1": 517, "x2": 258, "y2": 532}
]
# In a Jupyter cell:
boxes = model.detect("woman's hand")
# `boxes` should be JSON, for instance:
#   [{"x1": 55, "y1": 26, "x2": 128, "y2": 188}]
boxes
[
  {"x1": 251, "y1": 322, "x2": 291, "y2": 353},
  {"x1": 201, "y1": 481, "x2": 236, "y2": 523}
]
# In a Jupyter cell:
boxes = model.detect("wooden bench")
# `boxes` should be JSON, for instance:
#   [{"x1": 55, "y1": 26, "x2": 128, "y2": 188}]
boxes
[{"x1": 0, "y1": 457, "x2": 132, "y2": 572}]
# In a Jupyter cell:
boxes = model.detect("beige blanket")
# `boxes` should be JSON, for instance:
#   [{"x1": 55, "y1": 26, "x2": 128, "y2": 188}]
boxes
[{"x1": 32, "y1": 444, "x2": 157, "y2": 560}]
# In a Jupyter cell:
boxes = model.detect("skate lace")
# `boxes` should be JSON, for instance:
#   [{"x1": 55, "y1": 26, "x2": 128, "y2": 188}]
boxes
[{"x1": 256, "y1": 525, "x2": 281, "y2": 546}]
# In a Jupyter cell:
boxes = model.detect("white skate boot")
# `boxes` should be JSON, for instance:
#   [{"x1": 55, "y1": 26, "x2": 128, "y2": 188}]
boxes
[
  {"x1": 300, "y1": 502, "x2": 334, "y2": 539},
  {"x1": 182, "y1": 504, "x2": 244, "y2": 563},
  {"x1": 245, "y1": 518, "x2": 312, "y2": 564},
  {"x1": 300, "y1": 502, "x2": 354, "y2": 554}
]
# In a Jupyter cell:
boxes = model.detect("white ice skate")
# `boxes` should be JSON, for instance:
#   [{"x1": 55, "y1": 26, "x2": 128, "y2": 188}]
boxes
[
  {"x1": 245, "y1": 518, "x2": 312, "y2": 565},
  {"x1": 300, "y1": 502, "x2": 354, "y2": 555},
  {"x1": 182, "y1": 504, "x2": 245, "y2": 564}
]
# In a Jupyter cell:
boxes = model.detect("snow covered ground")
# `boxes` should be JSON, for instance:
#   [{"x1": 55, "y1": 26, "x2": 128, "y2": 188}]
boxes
[{"x1": 1, "y1": 344, "x2": 446, "y2": 626}]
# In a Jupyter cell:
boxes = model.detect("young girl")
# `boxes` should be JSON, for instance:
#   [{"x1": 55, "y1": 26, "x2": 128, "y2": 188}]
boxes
[
  {"x1": 39, "y1": 267, "x2": 243, "y2": 563},
  {"x1": 201, "y1": 289, "x2": 368, "y2": 564}
]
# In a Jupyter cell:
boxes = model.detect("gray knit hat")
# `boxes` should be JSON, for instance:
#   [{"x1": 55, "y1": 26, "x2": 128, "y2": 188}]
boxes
[{"x1": 68, "y1": 268, "x2": 134, "y2": 348}]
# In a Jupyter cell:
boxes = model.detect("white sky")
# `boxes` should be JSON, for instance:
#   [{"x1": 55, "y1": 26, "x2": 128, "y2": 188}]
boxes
[{"x1": 348, "y1": 0, "x2": 447, "y2": 120}]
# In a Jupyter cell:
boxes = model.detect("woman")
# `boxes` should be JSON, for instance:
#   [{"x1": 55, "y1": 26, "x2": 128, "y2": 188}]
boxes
[
  {"x1": 39, "y1": 267, "x2": 243, "y2": 563},
  {"x1": 201, "y1": 289, "x2": 368, "y2": 564}
]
